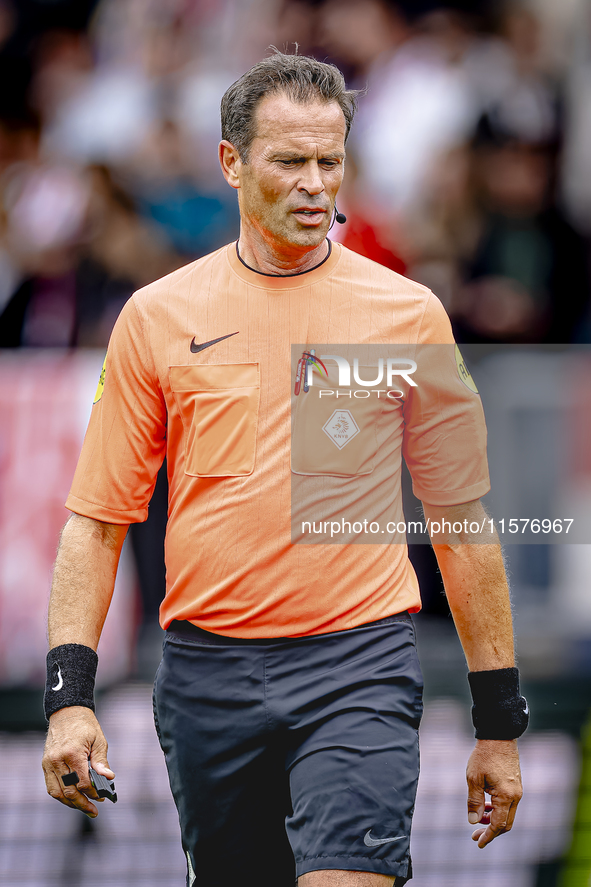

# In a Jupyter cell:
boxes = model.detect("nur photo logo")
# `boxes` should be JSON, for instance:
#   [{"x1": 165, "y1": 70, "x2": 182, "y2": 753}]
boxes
[{"x1": 294, "y1": 349, "x2": 418, "y2": 399}]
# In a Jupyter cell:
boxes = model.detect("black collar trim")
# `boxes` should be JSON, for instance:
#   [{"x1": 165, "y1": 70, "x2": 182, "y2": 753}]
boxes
[{"x1": 235, "y1": 240, "x2": 332, "y2": 277}]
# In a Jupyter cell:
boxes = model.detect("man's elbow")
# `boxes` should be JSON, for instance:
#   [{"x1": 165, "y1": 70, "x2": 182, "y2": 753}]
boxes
[{"x1": 63, "y1": 512, "x2": 129, "y2": 552}]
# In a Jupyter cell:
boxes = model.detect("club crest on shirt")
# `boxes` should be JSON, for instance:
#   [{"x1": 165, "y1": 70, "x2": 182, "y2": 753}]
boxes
[
  {"x1": 323, "y1": 409, "x2": 360, "y2": 449},
  {"x1": 94, "y1": 355, "x2": 107, "y2": 404},
  {"x1": 455, "y1": 345, "x2": 478, "y2": 393}
]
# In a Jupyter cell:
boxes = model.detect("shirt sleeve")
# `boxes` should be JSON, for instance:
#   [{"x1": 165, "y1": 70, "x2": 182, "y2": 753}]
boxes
[
  {"x1": 402, "y1": 292, "x2": 491, "y2": 506},
  {"x1": 66, "y1": 297, "x2": 167, "y2": 523}
]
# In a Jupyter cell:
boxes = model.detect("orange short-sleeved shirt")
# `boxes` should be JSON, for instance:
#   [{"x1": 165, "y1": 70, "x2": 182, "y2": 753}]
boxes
[{"x1": 67, "y1": 242, "x2": 490, "y2": 637}]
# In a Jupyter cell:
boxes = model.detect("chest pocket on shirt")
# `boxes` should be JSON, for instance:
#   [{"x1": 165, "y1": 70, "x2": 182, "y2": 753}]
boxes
[
  {"x1": 291, "y1": 364, "x2": 388, "y2": 477},
  {"x1": 170, "y1": 364, "x2": 259, "y2": 477}
]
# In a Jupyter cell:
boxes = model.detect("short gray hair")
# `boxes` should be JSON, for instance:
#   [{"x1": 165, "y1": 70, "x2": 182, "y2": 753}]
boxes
[{"x1": 221, "y1": 49, "x2": 359, "y2": 162}]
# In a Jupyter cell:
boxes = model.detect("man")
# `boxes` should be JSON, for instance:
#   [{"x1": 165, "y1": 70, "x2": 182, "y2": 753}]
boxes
[{"x1": 42, "y1": 51, "x2": 527, "y2": 887}]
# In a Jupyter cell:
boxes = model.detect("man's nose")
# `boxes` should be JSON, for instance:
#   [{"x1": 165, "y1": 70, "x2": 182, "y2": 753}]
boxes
[{"x1": 297, "y1": 161, "x2": 324, "y2": 195}]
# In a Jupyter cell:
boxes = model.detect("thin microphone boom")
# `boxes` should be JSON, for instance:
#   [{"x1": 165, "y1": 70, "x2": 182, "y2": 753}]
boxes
[{"x1": 329, "y1": 206, "x2": 347, "y2": 231}]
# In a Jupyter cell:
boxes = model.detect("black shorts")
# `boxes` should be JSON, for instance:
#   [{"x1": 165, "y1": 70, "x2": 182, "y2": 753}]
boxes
[{"x1": 153, "y1": 612, "x2": 423, "y2": 887}]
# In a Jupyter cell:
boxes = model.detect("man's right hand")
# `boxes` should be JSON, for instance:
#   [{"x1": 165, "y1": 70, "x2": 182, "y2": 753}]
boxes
[{"x1": 42, "y1": 706, "x2": 115, "y2": 818}]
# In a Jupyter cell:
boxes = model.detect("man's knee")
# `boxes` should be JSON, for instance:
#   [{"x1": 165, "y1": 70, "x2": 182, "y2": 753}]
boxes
[{"x1": 298, "y1": 871, "x2": 395, "y2": 886}]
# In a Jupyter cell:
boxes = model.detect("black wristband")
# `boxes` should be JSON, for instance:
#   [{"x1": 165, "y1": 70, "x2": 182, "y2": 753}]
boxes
[
  {"x1": 44, "y1": 644, "x2": 98, "y2": 721},
  {"x1": 468, "y1": 667, "x2": 529, "y2": 740}
]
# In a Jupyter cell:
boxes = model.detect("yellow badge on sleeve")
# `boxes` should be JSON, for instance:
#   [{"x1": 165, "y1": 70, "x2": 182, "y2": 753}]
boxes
[
  {"x1": 455, "y1": 345, "x2": 478, "y2": 393},
  {"x1": 94, "y1": 355, "x2": 107, "y2": 404}
]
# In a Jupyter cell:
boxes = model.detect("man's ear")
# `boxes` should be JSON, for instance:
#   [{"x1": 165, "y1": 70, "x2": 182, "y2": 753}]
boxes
[{"x1": 219, "y1": 140, "x2": 242, "y2": 190}]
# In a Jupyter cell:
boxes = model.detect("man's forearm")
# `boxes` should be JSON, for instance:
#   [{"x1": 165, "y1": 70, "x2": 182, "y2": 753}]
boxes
[
  {"x1": 434, "y1": 541, "x2": 514, "y2": 670},
  {"x1": 423, "y1": 500, "x2": 514, "y2": 671},
  {"x1": 48, "y1": 513, "x2": 128, "y2": 650},
  {"x1": 423, "y1": 499, "x2": 524, "y2": 848},
  {"x1": 43, "y1": 513, "x2": 128, "y2": 817}
]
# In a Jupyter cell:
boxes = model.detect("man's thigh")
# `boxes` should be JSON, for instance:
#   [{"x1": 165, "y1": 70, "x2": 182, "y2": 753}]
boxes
[
  {"x1": 153, "y1": 631, "x2": 295, "y2": 886},
  {"x1": 279, "y1": 616, "x2": 422, "y2": 884}
]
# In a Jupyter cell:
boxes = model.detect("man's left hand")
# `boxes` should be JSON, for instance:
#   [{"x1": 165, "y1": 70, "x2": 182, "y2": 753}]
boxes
[{"x1": 466, "y1": 739, "x2": 523, "y2": 848}]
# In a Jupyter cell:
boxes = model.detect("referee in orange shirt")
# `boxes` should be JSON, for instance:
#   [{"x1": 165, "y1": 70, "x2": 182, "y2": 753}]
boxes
[{"x1": 42, "y1": 51, "x2": 528, "y2": 887}]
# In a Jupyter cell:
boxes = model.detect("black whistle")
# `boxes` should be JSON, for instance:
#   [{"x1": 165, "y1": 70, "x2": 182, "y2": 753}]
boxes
[{"x1": 88, "y1": 763, "x2": 117, "y2": 803}]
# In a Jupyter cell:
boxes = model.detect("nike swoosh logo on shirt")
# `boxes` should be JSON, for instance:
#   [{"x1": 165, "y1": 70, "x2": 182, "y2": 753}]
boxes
[
  {"x1": 363, "y1": 830, "x2": 406, "y2": 847},
  {"x1": 190, "y1": 332, "x2": 239, "y2": 353},
  {"x1": 52, "y1": 666, "x2": 63, "y2": 692}
]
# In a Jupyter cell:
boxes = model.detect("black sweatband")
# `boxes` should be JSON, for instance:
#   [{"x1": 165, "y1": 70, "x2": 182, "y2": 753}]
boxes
[
  {"x1": 468, "y1": 667, "x2": 529, "y2": 740},
  {"x1": 44, "y1": 644, "x2": 98, "y2": 721}
]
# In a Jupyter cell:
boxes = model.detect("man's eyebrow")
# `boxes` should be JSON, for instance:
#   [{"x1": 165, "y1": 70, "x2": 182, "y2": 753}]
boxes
[
  {"x1": 269, "y1": 152, "x2": 305, "y2": 160},
  {"x1": 268, "y1": 150, "x2": 346, "y2": 161}
]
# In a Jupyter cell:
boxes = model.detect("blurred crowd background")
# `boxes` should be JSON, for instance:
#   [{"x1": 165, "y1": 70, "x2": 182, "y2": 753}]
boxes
[
  {"x1": 2, "y1": 0, "x2": 591, "y2": 346},
  {"x1": 1, "y1": 1, "x2": 591, "y2": 885}
]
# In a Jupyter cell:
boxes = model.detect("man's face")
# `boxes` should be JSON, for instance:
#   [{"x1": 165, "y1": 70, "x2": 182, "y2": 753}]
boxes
[{"x1": 231, "y1": 92, "x2": 347, "y2": 252}]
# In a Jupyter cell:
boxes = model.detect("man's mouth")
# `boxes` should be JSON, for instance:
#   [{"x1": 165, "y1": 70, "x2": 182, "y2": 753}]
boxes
[{"x1": 292, "y1": 208, "x2": 327, "y2": 225}]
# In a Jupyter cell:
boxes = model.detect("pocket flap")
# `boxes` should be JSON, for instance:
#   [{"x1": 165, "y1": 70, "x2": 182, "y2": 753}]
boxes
[
  {"x1": 169, "y1": 363, "x2": 260, "y2": 477},
  {"x1": 170, "y1": 364, "x2": 259, "y2": 391}
]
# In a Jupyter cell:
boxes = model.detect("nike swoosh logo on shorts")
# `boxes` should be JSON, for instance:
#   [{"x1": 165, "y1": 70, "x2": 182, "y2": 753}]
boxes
[
  {"x1": 190, "y1": 332, "x2": 239, "y2": 353},
  {"x1": 52, "y1": 666, "x2": 63, "y2": 692},
  {"x1": 363, "y1": 830, "x2": 406, "y2": 847}
]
